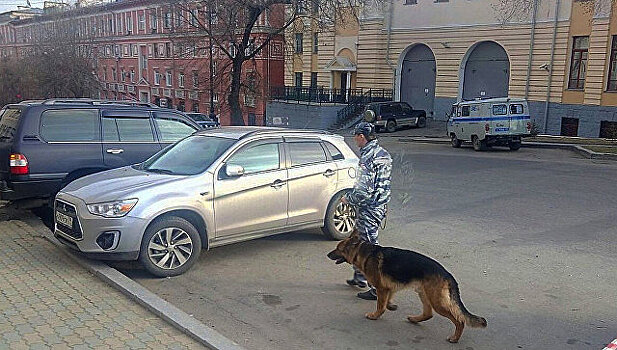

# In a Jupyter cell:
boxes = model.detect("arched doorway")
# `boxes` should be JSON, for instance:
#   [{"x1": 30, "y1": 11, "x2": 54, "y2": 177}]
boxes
[
  {"x1": 398, "y1": 44, "x2": 436, "y2": 117},
  {"x1": 461, "y1": 41, "x2": 510, "y2": 100}
]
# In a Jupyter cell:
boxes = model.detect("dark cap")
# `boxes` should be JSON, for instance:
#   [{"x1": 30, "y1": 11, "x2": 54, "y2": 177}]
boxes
[{"x1": 352, "y1": 122, "x2": 375, "y2": 137}]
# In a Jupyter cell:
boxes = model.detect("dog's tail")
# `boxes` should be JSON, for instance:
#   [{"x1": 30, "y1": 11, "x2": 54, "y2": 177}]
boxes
[{"x1": 447, "y1": 278, "x2": 487, "y2": 328}]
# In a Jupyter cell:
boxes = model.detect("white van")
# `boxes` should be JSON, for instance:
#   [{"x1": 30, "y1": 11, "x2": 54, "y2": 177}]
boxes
[{"x1": 447, "y1": 98, "x2": 532, "y2": 151}]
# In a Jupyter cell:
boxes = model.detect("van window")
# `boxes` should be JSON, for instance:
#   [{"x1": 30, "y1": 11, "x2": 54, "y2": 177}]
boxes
[
  {"x1": 510, "y1": 104, "x2": 524, "y2": 114},
  {"x1": 461, "y1": 105, "x2": 470, "y2": 117},
  {"x1": 400, "y1": 103, "x2": 412, "y2": 114},
  {"x1": 103, "y1": 117, "x2": 155, "y2": 142},
  {"x1": 289, "y1": 142, "x2": 327, "y2": 166},
  {"x1": 492, "y1": 104, "x2": 507, "y2": 115},
  {"x1": 0, "y1": 108, "x2": 22, "y2": 143},
  {"x1": 40, "y1": 109, "x2": 99, "y2": 142}
]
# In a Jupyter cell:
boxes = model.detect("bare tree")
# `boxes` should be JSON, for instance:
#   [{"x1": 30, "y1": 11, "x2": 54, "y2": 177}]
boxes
[{"x1": 169, "y1": 0, "x2": 377, "y2": 125}]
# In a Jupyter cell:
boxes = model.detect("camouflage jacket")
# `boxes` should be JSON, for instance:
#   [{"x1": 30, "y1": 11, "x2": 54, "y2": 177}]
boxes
[{"x1": 345, "y1": 139, "x2": 392, "y2": 210}]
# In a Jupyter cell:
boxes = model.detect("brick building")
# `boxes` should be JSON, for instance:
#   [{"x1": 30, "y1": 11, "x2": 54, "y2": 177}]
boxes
[{"x1": 0, "y1": 0, "x2": 285, "y2": 126}]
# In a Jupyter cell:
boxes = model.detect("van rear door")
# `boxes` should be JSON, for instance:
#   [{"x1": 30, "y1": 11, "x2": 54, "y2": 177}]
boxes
[{"x1": 508, "y1": 103, "x2": 528, "y2": 135}]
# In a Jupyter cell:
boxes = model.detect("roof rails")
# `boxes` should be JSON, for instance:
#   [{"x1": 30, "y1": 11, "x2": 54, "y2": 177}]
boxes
[
  {"x1": 239, "y1": 128, "x2": 333, "y2": 140},
  {"x1": 41, "y1": 98, "x2": 160, "y2": 108}
]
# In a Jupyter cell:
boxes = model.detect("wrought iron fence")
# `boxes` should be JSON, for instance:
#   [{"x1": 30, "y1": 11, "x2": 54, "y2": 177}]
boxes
[{"x1": 270, "y1": 86, "x2": 392, "y2": 105}]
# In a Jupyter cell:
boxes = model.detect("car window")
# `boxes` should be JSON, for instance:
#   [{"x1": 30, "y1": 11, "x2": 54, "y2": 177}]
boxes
[
  {"x1": 141, "y1": 135, "x2": 235, "y2": 175},
  {"x1": 391, "y1": 103, "x2": 403, "y2": 114},
  {"x1": 461, "y1": 105, "x2": 470, "y2": 117},
  {"x1": 227, "y1": 143, "x2": 280, "y2": 174},
  {"x1": 0, "y1": 108, "x2": 22, "y2": 143},
  {"x1": 324, "y1": 141, "x2": 344, "y2": 160},
  {"x1": 289, "y1": 142, "x2": 327, "y2": 166},
  {"x1": 154, "y1": 115, "x2": 197, "y2": 142},
  {"x1": 492, "y1": 104, "x2": 507, "y2": 115},
  {"x1": 188, "y1": 113, "x2": 207, "y2": 122},
  {"x1": 381, "y1": 104, "x2": 393, "y2": 114},
  {"x1": 40, "y1": 109, "x2": 99, "y2": 142},
  {"x1": 510, "y1": 104, "x2": 524, "y2": 114},
  {"x1": 103, "y1": 117, "x2": 155, "y2": 142},
  {"x1": 400, "y1": 104, "x2": 411, "y2": 114}
]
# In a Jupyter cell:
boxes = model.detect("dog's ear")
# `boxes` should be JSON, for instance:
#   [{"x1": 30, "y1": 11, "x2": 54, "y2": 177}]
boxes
[{"x1": 349, "y1": 229, "x2": 361, "y2": 240}]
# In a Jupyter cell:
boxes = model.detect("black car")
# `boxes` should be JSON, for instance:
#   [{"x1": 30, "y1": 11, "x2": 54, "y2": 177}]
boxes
[
  {"x1": 364, "y1": 101, "x2": 427, "y2": 133},
  {"x1": 185, "y1": 112, "x2": 220, "y2": 129},
  {"x1": 0, "y1": 99, "x2": 200, "y2": 206}
]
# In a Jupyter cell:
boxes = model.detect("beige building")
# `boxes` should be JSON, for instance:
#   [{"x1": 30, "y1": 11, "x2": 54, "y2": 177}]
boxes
[{"x1": 285, "y1": 0, "x2": 617, "y2": 137}]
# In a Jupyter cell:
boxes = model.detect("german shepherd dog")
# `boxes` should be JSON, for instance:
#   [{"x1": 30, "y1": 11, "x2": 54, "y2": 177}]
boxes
[{"x1": 327, "y1": 231, "x2": 487, "y2": 343}]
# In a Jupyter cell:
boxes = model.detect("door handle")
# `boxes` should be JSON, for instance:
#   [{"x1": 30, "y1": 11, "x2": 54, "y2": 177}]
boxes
[
  {"x1": 323, "y1": 169, "x2": 336, "y2": 177},
  {"x1": 106, "y1": 149, "x2": 124, "y2": 154},
  {"x1": 270, "y1": 180, "x2": 286, "y2": 189}
]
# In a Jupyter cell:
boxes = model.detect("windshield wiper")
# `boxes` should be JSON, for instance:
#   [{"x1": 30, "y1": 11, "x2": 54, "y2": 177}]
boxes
[{"x1": 145, "y1": 168, "x2": 175, "y2": 175}]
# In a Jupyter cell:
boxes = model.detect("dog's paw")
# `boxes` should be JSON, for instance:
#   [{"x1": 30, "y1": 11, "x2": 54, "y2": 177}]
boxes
[
  {"x1": 407, "y1": 316, "x2": 419, "y2": 324},
  {"x1": 365, "y1": 312, "x2": 380, "y2": 320},
  {"x1": 446, "y1": 336, "x2": 459, "y2": 343}
]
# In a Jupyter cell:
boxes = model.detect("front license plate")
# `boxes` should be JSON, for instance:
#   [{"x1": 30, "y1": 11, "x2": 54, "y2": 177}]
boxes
[{"x1": 56, "y1": 211, "x2": 73, "y2": 228}]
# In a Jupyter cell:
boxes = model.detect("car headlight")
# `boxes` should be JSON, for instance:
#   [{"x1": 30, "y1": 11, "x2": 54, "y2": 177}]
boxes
[{"x1": 87, "y1": 199, "x2": 138, "y2": 218}]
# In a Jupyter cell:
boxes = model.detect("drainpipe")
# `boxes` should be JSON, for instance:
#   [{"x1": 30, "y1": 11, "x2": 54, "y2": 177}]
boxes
[
  {"x1": 543, "y1": 0, "x2": 561, "y2": 133},
  {"x1": 524, "y1": 0, "x2": 539, "y2": 99},
  {"x1": 385, "y1": 0, "x2": 396, "y2": 96}
]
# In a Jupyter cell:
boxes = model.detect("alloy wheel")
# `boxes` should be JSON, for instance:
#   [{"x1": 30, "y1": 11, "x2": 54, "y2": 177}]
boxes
[
  {"x1": 333, "y1": 202, "x2": 356, "y2": 234},
  {"x1": 147, "y1": 227, "x2": 194, "y2": 270}
]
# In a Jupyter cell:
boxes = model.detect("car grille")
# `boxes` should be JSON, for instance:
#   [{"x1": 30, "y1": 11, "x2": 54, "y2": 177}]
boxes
[{"x1": 55, "y1": 200, "x2": 83, "y2": 240}]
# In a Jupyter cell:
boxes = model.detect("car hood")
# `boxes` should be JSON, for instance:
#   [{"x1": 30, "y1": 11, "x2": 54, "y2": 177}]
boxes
[{"x1": 61, "y1": 166, "x2": 180, "y2": 203}]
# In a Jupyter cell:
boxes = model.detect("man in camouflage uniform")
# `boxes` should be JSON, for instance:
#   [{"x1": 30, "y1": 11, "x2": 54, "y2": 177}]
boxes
[{"x1": 342, "y1": 122, "x2": 392, "y2": 300}]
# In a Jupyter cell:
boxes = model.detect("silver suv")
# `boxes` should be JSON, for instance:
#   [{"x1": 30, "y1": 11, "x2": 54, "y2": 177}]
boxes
[{"x1": 54, "y1": 127, "x2": 358, "y2": 276}]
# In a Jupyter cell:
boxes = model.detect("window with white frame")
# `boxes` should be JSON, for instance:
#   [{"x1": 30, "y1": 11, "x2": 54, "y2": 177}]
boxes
[
  {"x1": 126, "y1": 13, "x2": 133, "y2": 34},
  {"x1": 192, "y1": 71, "x2": 199, "y2": 88},
  {"x1": 139, "y1": 13, "x2": 145, "y2": 31},
  {"x1": 150, "y1": 10, "x2": 157, "y2": 30},
  {"x1": 189, "y1": 9, "x2": 198, "y2": 27},
  {"x1": 130, "y1": 69, "x2": 135, "y2": 83},
  {"x1": 166, "y1": 71, "x2": 173, "y2": 87},
  {"x1": 164, "y1": 12, "x2": 171, "y2": 28},
  {"x1": 179, "y1": 73, "x2": 185, "y2": 88},
  {"x1": 154, "y1": 70, "x2": 160, "y2": 85}
]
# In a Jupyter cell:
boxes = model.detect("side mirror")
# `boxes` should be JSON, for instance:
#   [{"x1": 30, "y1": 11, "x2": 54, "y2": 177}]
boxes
[
  {"x1": 364, "y1": 110, "x2": 376, "y2": 123},
  {"x1": 225, "y1": 164, "x2": 245, "y2": 177}
]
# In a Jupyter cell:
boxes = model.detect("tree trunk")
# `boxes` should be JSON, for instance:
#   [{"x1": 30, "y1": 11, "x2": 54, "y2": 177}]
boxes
[{"x1": 228, "y1": 58, "x2": 245, "y2": 126}]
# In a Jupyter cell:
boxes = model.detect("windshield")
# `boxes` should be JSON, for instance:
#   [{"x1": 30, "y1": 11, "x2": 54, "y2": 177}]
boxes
[{"x1": 139, "y1": 135, "x2": 235, "y2": 175}]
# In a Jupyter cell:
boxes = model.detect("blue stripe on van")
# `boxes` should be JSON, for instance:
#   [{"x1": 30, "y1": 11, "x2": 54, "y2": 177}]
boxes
[{"x1": 452, "y1": 115, "x2": 531, "y2": 122}]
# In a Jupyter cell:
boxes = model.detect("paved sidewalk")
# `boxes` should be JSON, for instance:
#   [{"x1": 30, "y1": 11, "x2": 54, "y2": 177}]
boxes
[{"x1": 0, "y1": 220, "x2": 209, "y2": 350}]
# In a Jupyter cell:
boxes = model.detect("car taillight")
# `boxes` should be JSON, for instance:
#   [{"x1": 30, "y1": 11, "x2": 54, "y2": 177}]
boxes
[
  {"x1": 527, "y1": 122, "x2": 532, "y2": 130},
  {"x1": 485, "y1": 123, "x2": 490, "y2": 132},
  {"x1": 377, "y1": 115, "x2": 382, "y2": 121},
  {"x1": 9, "y1": 153, "x2": 28, "y2": 175}
]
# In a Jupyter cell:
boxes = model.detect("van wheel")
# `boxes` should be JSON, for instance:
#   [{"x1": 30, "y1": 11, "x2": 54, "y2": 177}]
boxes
[
  {"x1": 417, "y1": 117, "x2": 427, "y2": 128},
  {"x1": 386, "y1": 120, "x2": 397, "y2": 133},
  {"x1": 472, "y1": 135, "x2": 486, "y2": 151},
  {"x1": 450, "y1": 134, "x2": 462, "y2": 148},
  {"x1": 509, "y1": 141, "x2": 521, "y2": 151},
  {"x1": 139, "y1": 216, "x2": 202, "y2": 277},
  {"x1": 322, "y1": 192, "x2": 356, "y2": 240}
]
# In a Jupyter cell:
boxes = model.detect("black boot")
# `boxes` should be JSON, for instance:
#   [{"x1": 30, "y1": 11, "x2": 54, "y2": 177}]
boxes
[
  {"x1": 356, "y1": 288, "x2": 377, "y2": 300},
  {"x1": 346, "y1": 279, "x2": 367, "y2": 288}
]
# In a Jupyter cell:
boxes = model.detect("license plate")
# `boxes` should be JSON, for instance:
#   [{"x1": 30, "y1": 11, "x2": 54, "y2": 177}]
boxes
[{"x1": 56, "y1": 211, "x2": 73, "y2": 228}]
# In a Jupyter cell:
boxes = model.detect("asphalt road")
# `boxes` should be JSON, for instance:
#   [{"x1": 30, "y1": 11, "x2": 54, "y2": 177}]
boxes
[{"x1": 115, "y1": 140, "x2": 617, "y2": 350}]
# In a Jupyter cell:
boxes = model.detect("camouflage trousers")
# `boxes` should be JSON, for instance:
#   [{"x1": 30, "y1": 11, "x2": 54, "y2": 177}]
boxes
[{"x1": 352, "y1": 206, "x2": 387, "y2": 284}]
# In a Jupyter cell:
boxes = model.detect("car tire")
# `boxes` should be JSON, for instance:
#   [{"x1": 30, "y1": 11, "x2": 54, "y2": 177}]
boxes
[
  {"x1": 472, "y1": 135, "x2": 486, "y2": 151},
  {"x1": 450, "y1": 134, "x2": 462, "y2": 148},
  {"x1": 139, "y1": 216, "x2": 202, "y2": 277},
  {"x1": 386, "y1": 120, "x2": 397, "y2": 133},
  {"x1": 417, "y1": 116, "x2": 427, "y2": 128},
  {"x1": 509, "y1": 141, "x2": 521, "y2": 151},
  {"x1": 322, "y1": 191, "x2": 356, "y2": 240}
]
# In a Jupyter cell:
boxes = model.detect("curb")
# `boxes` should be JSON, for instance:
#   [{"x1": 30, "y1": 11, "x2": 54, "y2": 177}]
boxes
[
  {"x1": 42, "y1": 231, "x2": 246, "y2": 350},
  {"x1": 396, "y1": 137, "x2": 617, "y2": 160}
]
